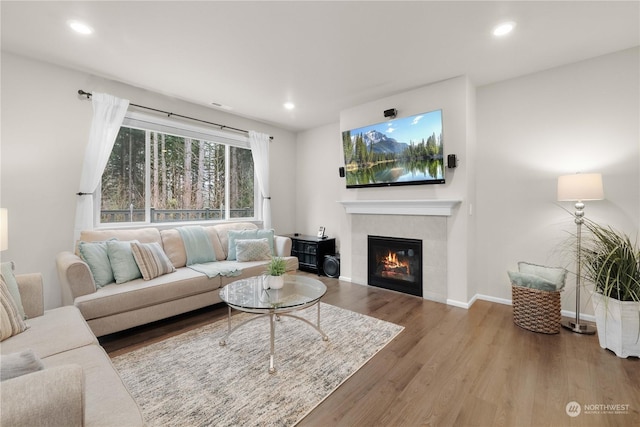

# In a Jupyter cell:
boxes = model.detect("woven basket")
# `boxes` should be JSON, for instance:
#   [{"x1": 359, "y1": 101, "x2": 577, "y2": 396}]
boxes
[{"x1": 511, "y1": 284, "x2": 562, "y2": 334}]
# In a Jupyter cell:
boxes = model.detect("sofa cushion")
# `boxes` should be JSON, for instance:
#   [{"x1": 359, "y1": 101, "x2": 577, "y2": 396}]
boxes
[
  {"x1": 131, "y1": 242, "x2": 176, "y2": 280},
  {"x1": 107, "y1": 240, "x2": 142, "y2": 284},
  {"x1": 0, "y1": 277, "x2": 28, "y2": 341},
  {"x1": 0, "y1": 262, "x2": 25, "y2": 319},
  {"x1": 79, "y1": 228, "x2": 162, "y2": 248},
  {"x1": 0, "y1": 349, "x2": 44, "y2": 381},
  {"x1": 43, "y1": 345, "x2": 144, "y2": 427},
  {"x1": 0, "y1": 306, "x2": 97, "y2": 358},
  {"x1": 161, "y1": 227, "x2": 225, "y2": 268},
  {"x1": 227, "y1": 228, "x2": 275, "y2": 260},
  {"x1": 74, "y1": 268, "x2": 222, "y2": 321},
  {"x1": 78, "y1": 240, "x2": 115, "y2": 288},
  {"x1": 213, "y1": 222, "x2": 258, "y2": 259},
  {"x1": 236, "y1": 238, "x2": 272, "y2": 262}
]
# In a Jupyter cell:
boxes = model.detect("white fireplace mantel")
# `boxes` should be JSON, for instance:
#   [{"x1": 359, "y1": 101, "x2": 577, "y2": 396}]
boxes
[{"x1": 338, "y1": 199, "x2": 462, "y2": 216}]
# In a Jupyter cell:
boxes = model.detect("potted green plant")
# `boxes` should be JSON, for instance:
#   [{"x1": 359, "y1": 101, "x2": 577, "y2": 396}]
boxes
[
  {"x1": 579, "y1": 218, "x2": 640, "y2": 358},
  {"x1": 264, "y1": 257, "x2": 286, "y2": 289}
]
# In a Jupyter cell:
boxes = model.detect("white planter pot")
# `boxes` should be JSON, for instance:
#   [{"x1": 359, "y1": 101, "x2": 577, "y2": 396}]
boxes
[
  {"x1": 266, "y1": 275, "x2": 284, "y2": 290},
  {"x1": 591, "y1": 292, "x2": 640, "y2": 358}
]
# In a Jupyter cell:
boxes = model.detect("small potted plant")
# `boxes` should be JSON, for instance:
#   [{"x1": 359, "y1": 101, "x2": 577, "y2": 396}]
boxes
[
  {"x1": 579, "y1": 218, "x2": 640, "y2": 358},
  {"x1": 264, "y1": 257, "x2": 286, "y2": 289}
]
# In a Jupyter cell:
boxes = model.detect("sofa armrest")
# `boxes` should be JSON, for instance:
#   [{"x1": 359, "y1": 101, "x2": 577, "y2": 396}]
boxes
[
  {"x1": 1, "y1": 364, "x2": 85, "y2": 427},
  {"x1": 15, "y1": 273, "x2": 44, "y2": 318},
  {"x1": 274, "y1": 235, "x2": 292, "y2": 257},
  {"x1": 56, "y1": 251, "x2": 97, "y2": 304}
]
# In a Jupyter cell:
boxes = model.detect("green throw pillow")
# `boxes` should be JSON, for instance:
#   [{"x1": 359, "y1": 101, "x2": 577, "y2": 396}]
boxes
[
  {"x1": 508, "y1": 271, "x2": 557, "y2": 292},
  {"x1": 78, "y1": 240, "x2": 115, "y2": 288},
  {"x1": 517, "y1": 262, "x2": 567, "y2": 290},
  {"x1": 227, "y1": 229, "x2": 274, "y2": 261},
  {"x1": 107, "y1": 240, "x2": 142, "y2": 284}
]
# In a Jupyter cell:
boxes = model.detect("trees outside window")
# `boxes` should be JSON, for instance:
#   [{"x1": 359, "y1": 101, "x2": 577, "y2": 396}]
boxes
[{"x1": 100, "y1": 124, "x2": 255, "y2": 224}]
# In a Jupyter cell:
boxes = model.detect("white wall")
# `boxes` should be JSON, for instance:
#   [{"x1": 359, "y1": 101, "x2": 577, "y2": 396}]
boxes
[
  {"x1": 476, "y1": 47, "x2": 640, "y2": 315},
  {"x1": 0, "y1": 52, "x2": 297, "y2": 309},
  {"x1": 295, "y1": 123, "x2": 344, "y2": 244}
]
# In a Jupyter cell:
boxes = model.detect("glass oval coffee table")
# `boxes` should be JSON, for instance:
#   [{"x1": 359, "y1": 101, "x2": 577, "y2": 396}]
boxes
[{"x1": 219, "y1": 274, "x2": 328, "y2": 373}]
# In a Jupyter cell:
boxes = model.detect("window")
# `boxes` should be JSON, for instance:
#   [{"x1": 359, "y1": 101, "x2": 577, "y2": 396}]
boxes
[{"x1": 99, "y1": 113, "x2": 256, "y2": 225}]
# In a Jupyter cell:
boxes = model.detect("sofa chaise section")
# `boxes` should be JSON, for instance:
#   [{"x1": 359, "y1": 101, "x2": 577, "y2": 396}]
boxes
[{"x1": 1, "y1": 272, "x2": 144, "y2": 426}]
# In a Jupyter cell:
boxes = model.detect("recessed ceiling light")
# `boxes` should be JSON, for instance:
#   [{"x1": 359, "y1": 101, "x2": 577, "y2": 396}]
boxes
[
  {"x1": 68, "y1": 20, "x2": 94, "y2": 35},
  {"x1": 283, "y1": 102, "x2": 295, "y2": 110},
  {"x1": 492, "y1": 21, "x2": 516, "y2": 37},
  {"x1": 210, "y1": 102, "x2": 233, "y2": 111}
]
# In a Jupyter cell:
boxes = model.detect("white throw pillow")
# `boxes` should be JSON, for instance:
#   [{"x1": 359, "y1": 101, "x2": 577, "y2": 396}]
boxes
[{"x1": 236, "y1": 238, "x2": 273, "y2": 262}]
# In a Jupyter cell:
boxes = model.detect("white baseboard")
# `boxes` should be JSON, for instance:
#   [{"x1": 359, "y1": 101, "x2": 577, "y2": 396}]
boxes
[
  {"x1": 446, "y1": 294, "x2": 476, "y2": 309},
  {"x1": 476, "y1": 294, "x2": 512, "y2": 306},
  {"x1": 333, "y1": 281, "x2": 596, "y2": 322}
]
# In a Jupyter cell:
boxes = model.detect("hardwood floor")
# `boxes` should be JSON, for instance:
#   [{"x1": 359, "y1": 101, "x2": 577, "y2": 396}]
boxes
[{"x1": 100, "y1": 273, "x2": 640, "y2": 426}]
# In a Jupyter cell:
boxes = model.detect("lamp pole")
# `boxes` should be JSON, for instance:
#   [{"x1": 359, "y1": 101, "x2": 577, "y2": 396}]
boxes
[{"x1": 561, "y1": 201, "x2": 596, "y2": 334}]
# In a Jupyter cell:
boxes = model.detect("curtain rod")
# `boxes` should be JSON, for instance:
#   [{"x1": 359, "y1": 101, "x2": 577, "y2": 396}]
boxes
[{"x1": 77, "y1": 90, "x2": 273, "y2": 140}]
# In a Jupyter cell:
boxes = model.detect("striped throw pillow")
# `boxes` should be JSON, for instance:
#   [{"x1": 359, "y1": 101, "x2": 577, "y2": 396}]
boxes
[
  {"x1": 1, "y1": 276, "x2": 28, "y2": 341},
  {"x1": 131, "y1": 242, "x2": 176, "y2": 281}
]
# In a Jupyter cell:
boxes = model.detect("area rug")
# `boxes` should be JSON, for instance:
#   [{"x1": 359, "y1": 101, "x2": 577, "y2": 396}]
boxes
[{"x1": 111, "y1": 303, "x2": 404, "y2": 426}]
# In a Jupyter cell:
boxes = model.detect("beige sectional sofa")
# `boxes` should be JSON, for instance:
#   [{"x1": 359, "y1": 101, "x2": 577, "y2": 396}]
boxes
[
  {"x1": 1, "y1": 272, "x2": 144, "y2": 426},
  {"x1": 56, "y1": 222, "x2": 298, "y2": 337}
]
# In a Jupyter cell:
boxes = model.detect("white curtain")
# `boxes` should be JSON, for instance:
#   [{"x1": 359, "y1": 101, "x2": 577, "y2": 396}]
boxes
[
  {"x1": 248, "y1": 131, "x2": 271, "y2": 229},
  {"x1": 74, "y1": 93, "x2": 130, "y2": 239}
]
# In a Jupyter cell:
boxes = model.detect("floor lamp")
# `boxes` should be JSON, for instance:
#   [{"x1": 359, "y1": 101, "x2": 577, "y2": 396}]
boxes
[{"x1": 557, "y1": 173, "x2": 604, "y2": 334}]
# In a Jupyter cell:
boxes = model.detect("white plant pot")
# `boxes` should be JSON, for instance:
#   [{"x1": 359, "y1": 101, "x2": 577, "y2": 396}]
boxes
[
  {"x1": 591, "y1": 292, "x2": 640, "y2": 358},
  {"x1": 266, "y1": 275, "x2": 284, "y2": 290}
]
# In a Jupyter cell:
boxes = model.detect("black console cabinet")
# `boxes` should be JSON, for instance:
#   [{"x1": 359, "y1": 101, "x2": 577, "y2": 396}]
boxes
[{"x1": 286, "y1": 234, "x2": 336, "y2": 276}]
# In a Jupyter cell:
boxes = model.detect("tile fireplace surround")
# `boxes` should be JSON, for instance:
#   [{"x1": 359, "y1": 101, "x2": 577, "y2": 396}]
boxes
[{"x1": 340, "y1": 200, "x2": 461, "y2": 303}]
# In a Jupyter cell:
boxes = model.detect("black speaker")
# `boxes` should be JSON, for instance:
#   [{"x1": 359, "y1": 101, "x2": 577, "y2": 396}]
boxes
[
  {"x1": 447, "y1": 154, "x2": 457, "y2": 168},
  {"x1": 323, "y1": 255, "x2": 340, "y2": 278},
  {"x1": 338, "y1": 167, "x2": 345, "y2": 177}
]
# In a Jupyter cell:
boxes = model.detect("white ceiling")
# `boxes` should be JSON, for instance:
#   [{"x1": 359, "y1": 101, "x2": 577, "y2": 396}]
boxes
[{"x1": 2, "y1": 1, "x2": 639, "y2": 132}]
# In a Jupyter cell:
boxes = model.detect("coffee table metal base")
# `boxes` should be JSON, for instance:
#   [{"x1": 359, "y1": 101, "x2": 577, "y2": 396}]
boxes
[{"x1": 219, "y1": 302, "x2": 328, "y2": 374}]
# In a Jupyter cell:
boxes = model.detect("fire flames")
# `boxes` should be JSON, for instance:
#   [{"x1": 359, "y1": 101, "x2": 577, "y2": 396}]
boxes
[{"x1": 381, "y1": 250, "x2": 410, "y2": 276}]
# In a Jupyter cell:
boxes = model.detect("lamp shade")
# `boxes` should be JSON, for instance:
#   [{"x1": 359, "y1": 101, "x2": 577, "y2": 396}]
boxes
[
  {"x1": 0, "y1": 209, "x2": 7, "y2": 251},
  {"x1": 557, "y1": 173, "x2": 604, "y2": 201}
]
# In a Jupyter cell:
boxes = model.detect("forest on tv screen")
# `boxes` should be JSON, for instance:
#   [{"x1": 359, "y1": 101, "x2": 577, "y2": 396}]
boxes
[
  {"x1": 342, "y1": 129, "x2": 443, "y2": 173},
  {"x1": 342, "y1": 126, "x2": 443, "y2": 184}
]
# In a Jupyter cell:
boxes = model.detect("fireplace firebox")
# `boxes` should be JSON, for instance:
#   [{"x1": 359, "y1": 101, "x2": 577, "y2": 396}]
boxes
[{"x1": 368, "y1": 235, "x2": 423, "y2": 297}]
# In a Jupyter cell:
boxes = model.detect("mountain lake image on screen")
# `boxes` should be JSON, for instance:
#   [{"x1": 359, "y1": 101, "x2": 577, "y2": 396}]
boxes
[{"x1": 341, "y1": 109, "x2": 445, "y2": 188}]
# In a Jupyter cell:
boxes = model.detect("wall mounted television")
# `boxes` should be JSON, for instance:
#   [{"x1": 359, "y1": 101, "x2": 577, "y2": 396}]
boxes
[{"x1": 341, "y1": 109, "x2": 444, "y2": 188}]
